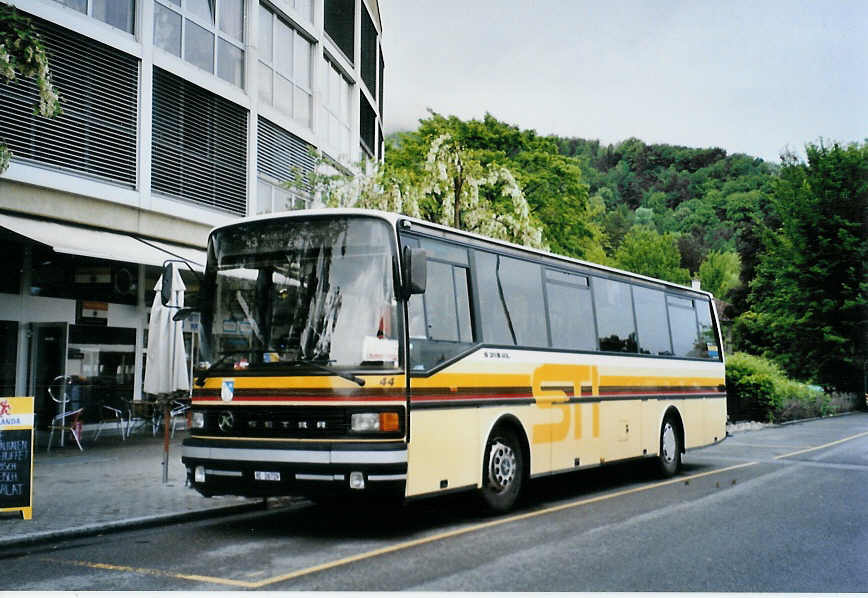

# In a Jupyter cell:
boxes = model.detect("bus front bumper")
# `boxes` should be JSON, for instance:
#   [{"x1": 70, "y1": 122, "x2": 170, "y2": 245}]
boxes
[{"x1": 181, "y1": 437, "x2": 407, "y2": 498}]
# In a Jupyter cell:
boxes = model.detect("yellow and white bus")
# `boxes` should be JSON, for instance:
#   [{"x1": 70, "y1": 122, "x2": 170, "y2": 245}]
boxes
[{"x1": 179, "y1": 209, "x2": 726, "y2": 511}]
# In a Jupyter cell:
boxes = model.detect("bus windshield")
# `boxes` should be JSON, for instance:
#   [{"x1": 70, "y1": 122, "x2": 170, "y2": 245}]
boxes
[{"x1": 198, "y1": 217, "x2": 400, "y2": 373}]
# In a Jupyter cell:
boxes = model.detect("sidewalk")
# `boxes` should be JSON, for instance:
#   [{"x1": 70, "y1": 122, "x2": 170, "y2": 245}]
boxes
[{"x1": 2, "y1": 430, "x2": 266, "y2": 549}]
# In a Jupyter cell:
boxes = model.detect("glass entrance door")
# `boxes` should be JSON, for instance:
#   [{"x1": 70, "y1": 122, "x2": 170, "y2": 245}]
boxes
[
  {"x1": 29, "y1": 322, "x2": 68, "y2": 430},
  {"x1": 0, "y1": 321, "x2": 18, "y2": 397}
]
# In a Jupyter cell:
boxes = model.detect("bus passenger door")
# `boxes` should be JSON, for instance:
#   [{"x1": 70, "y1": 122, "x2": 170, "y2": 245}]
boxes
[{"x1": 531, "y1": 363, "x2": 599, "y2": 473}]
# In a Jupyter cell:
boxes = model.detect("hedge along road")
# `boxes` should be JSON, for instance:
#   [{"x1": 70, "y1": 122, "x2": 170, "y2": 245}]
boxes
[{"x1": 6, "y1": 412, "x2": 868, "y2": 592}]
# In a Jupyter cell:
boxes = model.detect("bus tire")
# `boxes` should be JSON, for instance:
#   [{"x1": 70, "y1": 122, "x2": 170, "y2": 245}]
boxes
[
  {"x1": 657, "y1": 415, "x2": 682, "y2": 477},
  {"x1": 480, "y1": 426, "x2": 525, "y2": 513}
]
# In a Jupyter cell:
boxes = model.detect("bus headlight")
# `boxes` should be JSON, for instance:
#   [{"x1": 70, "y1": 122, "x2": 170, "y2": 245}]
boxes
[
  {"x1": 191, "y1": 411, "x2": 205, "y2": 429},
  {"x1": 351, "y1": 412, "x2": 400, "y2": 433}
]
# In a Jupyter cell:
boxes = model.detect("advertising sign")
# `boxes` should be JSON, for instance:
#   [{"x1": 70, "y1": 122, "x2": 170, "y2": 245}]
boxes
[{"x1": 0, "y1": 397, "x2": 34, "y2": 520}]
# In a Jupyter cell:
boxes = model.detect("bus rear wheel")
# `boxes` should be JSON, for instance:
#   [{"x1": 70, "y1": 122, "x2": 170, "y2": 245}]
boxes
[
  {"x1": 480, "y1": 426, "x2": 525, "y2": 512},
  {"x1": 657, "y1": 416, "x2": 682, "y2": 477}
]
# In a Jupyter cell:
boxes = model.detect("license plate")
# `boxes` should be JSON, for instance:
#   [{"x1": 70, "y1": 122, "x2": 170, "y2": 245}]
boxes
[{"x1": 254, "y1": 471, "x2": 280, "y2": 481}]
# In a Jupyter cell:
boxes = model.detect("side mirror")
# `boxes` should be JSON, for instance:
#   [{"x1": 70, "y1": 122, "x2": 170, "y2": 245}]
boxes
[
  {"x1": 402, "y1": 246, "x2": 427, "y2": 297},
  {"x1": 160, "y1": 262, "x2": 174, "y2": 306}
]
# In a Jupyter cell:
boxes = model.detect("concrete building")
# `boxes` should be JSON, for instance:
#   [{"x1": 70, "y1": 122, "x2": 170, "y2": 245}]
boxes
[{"x1": 0, "y1": 0, "x2": 385, "y2": 429}]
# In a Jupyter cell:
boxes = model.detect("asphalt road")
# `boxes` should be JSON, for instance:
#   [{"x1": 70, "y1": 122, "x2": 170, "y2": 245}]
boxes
[{"x1": 4, "y1": 413, "x2": 868, "y2": 591}]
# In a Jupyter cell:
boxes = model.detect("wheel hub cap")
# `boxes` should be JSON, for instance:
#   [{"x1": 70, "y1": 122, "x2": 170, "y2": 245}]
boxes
[
  {"x1": 662, "y1": 422, "x2": 676, "y2": 463},
  {"x1": 488, "y1": 441, "x2": 516, "y2": 491}
]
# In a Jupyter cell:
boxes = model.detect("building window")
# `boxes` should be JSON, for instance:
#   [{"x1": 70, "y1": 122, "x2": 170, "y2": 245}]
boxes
[
  {"x1": 257, "y1": 3, "x2": 312, "y2": 128},
  {"x1": 286, "y1": 0, "x2": 312, "y2": 22},
  {"x1": 153, "y1": 0, "x2": 245, "y2": 88},
  {"x1": 52, "y1": 0, "x2": 136, "y2": 34},
  {"x1": 257, "y1": 116, "x2": 315, "y2": 213},
  {"x1": 0, "y1": 14, "x2": 138, "y2": 186},
  {"x1": 324, "y1": 0, "x2": 354, "y2": 63},
  {"x1": 360, "y1": 5, "x2": 377, "y2": 98},
  {"x1": 151, "y1": 67, "x2": 248, "y2": 215},
  {"x1": 320, "y1": 58, "x2": 352, "y2": 162},
  {"x1": 378, "y1": 48, "x2": 384, "y2": 120},
  {"x1": 256, "y1": 177, "x2": 311, "y2": 215},
  {"x1": 359, "y1": 93, "x2": 375, "y2": 158}
]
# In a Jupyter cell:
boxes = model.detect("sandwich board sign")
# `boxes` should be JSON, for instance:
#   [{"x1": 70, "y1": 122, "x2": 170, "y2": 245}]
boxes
[{"x1": 0, "y1": 397, "x2": 34, "y2": 520}]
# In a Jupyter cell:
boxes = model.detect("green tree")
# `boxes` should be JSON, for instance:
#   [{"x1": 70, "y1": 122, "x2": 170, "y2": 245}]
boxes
[
  {"x1": 0, "y1": 4, "x2": 62, "y2": 173},
  {"x1": 386, "y1": 112, "x2": 604, "y2": 258},
  {"x1": 601, "y1": 204, "x2": 635, "y2": 254},
  {"x1": 698, "y1": 250, "x2": 741, "y2": 300},
  {"x1": 614, "y1": 226, "x2": 690, "y2": 284},
  {"x1": 742, "y1": 141, "x2": 868, "y2": 394}
]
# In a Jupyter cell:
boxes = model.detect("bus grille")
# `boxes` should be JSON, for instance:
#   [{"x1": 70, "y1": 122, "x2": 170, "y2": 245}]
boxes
[{"x1": 196, "y1": 406, "x2": 403, "y2": 439}]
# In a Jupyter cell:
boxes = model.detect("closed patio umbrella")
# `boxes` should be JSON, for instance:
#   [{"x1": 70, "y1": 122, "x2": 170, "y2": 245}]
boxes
[
  {"x1": 143, "y1": 266, "x2": 188, "y2": 483},
  {"x1": 144, "y1": 267, "x2": 189, "y2": 396}
]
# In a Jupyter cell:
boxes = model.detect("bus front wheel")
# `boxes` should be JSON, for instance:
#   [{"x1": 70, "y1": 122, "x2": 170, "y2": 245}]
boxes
[
  {"x1": 480, "y1": 426, "x2": 525, "y2": 512},
  {"x1": 657, "y1": 416, "x2": 682, "y2": 477}
]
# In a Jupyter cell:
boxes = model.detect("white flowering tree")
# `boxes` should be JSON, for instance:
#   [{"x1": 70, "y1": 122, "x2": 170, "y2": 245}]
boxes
[
  {"x1": 0, "y1": 4, "x2": 62, "y2": 173},
  {"x1": 302, "y1": 155, "x2": 422, "y2": 218},
  {"x1": 293, "y1": 133, "x2": 546, "y2": 251},
  {"x1": 422, "y1": 133, "x2": 546, "y2": 249}
]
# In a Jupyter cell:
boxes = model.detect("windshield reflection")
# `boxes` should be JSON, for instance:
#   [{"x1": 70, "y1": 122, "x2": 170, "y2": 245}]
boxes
[{"x1": 199, "y1": 217, "x2": 400, "y2": 372}]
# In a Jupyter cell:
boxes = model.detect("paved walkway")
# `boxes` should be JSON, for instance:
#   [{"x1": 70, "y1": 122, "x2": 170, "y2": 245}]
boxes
[{"x1": 2, "y1": 429, "x2": 264, "y2": 548}]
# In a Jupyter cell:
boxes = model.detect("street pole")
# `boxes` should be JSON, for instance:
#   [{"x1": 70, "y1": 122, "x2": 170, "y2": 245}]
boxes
[{"x1": 162, "y1": 395, "x2": 169, "y2": 484}]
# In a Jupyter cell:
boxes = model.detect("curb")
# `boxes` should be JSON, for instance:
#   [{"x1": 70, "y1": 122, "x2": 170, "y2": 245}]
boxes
[
  {"x1": 727, "y1": 410, "x2": 862, "y2": 432},
  {"x1": 2, "y1": 500, "x2": 268, "y2": 551},
  {"x1": 776, "y1": 410, "x2": 861, "y2": 427}
]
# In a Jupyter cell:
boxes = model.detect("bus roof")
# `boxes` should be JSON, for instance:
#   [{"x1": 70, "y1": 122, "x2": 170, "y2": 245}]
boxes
[{"x1": 208, "y1": 208, "x2": 715, "y2": 299}]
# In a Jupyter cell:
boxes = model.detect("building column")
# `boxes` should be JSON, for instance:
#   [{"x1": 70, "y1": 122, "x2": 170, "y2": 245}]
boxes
[
  {"x1": 14, "y1": 246, "x2": 32, "y2": 396},
  {"x1": 138, "y1": 0, "x2": 156, "y2": 211},
  {"x1": 133, "y1": 264, "x2": 146, "y2": 402},
  {"x1": 246, "y1": 0, "x2": 259, "y2": 217}
]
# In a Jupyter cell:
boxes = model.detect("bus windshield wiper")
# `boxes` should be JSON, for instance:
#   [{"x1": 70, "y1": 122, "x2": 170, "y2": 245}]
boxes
[{"x1": 273, "y1": 359, "x2": 365, "y2": 387}]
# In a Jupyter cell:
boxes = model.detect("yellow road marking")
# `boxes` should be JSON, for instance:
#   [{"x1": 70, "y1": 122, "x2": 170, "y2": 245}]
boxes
[
  {"x1": 40, "y1": 558, "x2": 257, "y2": 588},
  {"x1": 729, "y1": 443, "x2": 810, "y2": 450},
  {"x1": 773, "y1": 430, "x2": 868, "y2": 460},
  {"x1": 40, "y1": 429, "x2": 868, "y2": 589},
  {"x1": 248, "y1": 461, "x2": 758, "y2": 588}
]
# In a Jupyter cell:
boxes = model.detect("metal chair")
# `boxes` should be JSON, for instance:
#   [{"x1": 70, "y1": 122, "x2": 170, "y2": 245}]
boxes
[
  {"x1": 169, "y1": 398, "x2": 190, "y2": 438},
  {"x1": 47, "y1": 375, "x2": 84, "y2": 452},
  {"x1": 92, "y1": 402, "x2": 129, "y2": 441},
  {"x1": 127, "y1": 399, "x2": 160, "y2": 437}
]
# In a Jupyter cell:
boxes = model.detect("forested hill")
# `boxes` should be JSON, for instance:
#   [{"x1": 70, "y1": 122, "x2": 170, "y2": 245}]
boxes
[
  {"x1": 546, "y1": 135, "x2": 775, "y2": 277},
  {"x1": 551, "y1": 136, "x2": 774, "y2": 211}
]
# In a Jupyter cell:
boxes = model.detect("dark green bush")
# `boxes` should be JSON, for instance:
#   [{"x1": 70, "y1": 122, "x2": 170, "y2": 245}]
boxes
[{"x1": 726, "y1": 352, "x2": 829, "y2": 422}]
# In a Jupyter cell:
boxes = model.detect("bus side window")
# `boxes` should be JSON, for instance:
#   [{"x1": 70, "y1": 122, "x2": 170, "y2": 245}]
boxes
[
  {"x1": 471, "y1": 250, "x2": 514, "y2": 345},
  {"x1": 593, "y1": 277, "x2": 637, "y2": 353},
  {"x1": 497, "y1": 256, "x2": 548, "y2": 347},
  {"x1": 404, "y1": 236, "x2": 476, "y2": 371},
  {"x1": 633, "y1": 285, "x2": 672, "y2": 356},
  {"x1": 667, "y1": 296, "x2": 700, "y2": 357},
  {"x1": 694, "y1": 300, "x2": 717, "y2": 359},
  {"x1": 544, "y1": 269, "x2": 595, "y2": 351}
]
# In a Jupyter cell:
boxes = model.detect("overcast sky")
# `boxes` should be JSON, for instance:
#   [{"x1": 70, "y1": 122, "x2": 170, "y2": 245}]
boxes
[{"x1": 378, "y1": 0, "x2": 867, "y2": 163}]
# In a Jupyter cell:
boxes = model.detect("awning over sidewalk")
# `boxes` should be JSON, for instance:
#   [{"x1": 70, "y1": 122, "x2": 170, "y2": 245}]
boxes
[{"x1": 0, "y1": 213, "x2": 206, "y2": 271}]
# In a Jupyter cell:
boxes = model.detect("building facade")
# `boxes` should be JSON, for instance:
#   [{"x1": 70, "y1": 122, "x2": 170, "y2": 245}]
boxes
[{"x1": 0, "y1": 0, "x2": 385, "y2": 429}]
